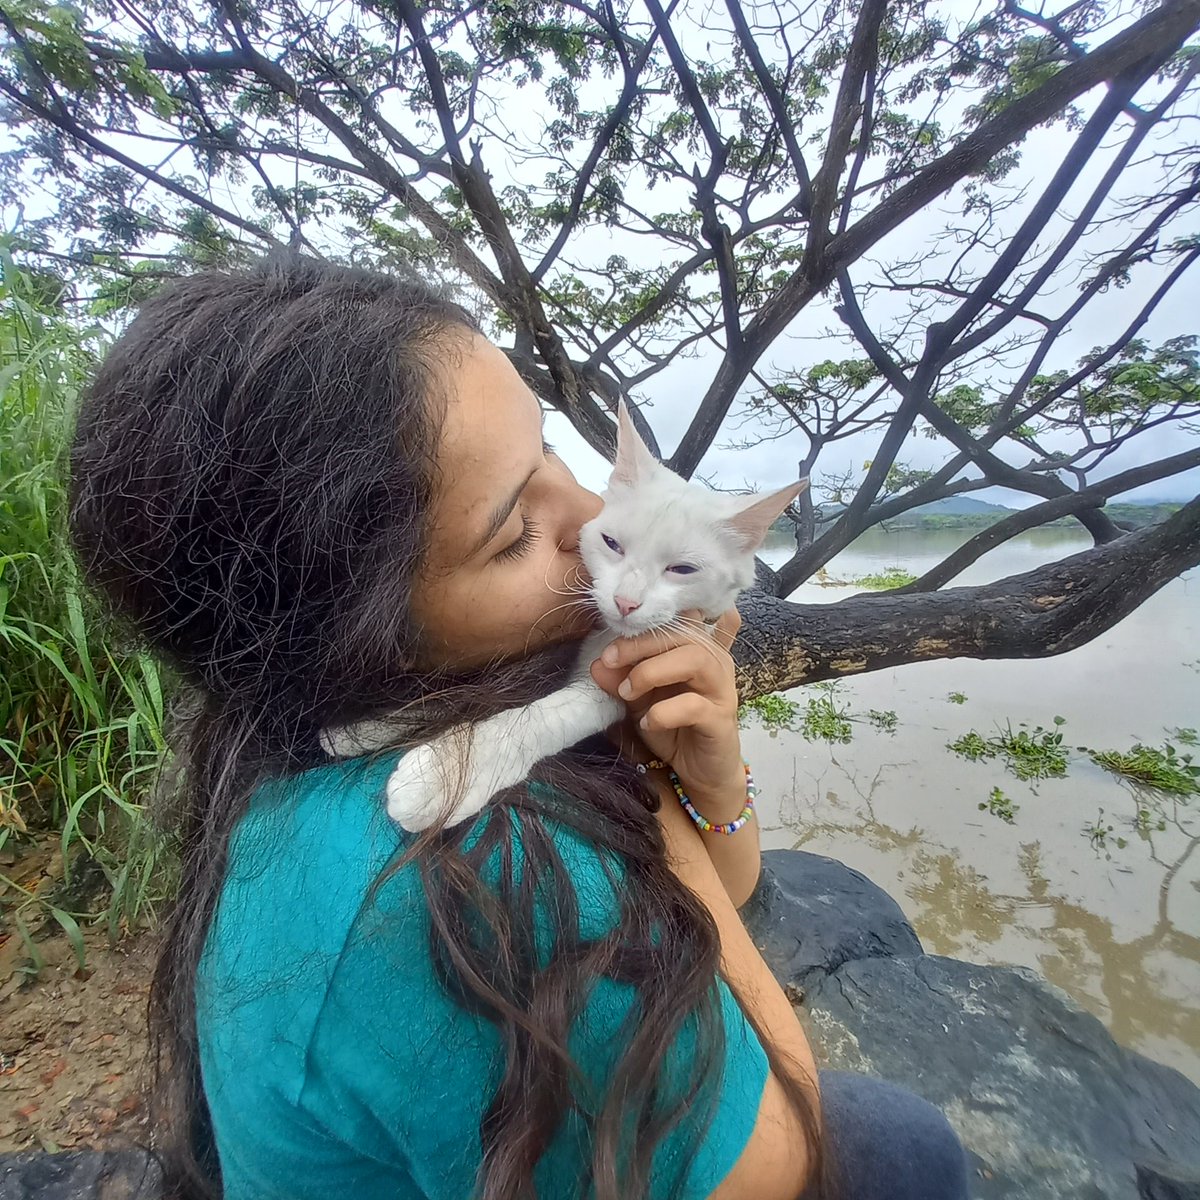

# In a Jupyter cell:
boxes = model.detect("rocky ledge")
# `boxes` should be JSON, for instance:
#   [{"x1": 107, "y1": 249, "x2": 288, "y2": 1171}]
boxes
[
  {"x1": 2, "y1": 849, "x2": 1197, "y2": 1199},
  {"x1": 742, "y1": 850, "x2": 1200, "y2": 1200}
]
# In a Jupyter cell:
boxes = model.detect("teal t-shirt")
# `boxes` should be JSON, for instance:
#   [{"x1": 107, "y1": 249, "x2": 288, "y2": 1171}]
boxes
[{"x1": 196, "y1": 752, "x2": 769, "y2": 1199}]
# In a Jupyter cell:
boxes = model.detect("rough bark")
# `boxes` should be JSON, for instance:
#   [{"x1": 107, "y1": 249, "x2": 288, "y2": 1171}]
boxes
[{"x1": 733, "y1": 495, "x2": 1200, "y2": 696}]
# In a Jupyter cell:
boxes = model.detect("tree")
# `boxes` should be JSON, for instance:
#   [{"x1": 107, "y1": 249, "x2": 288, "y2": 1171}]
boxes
[{"x1": 2, "y1": 0, "x2": 1198, "y2": 693}]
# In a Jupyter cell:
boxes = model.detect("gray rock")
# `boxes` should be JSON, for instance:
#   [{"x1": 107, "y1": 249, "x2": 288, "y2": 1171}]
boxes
[
  {"x1": 0, "y1": 1148, "x2": 160, "y2": 1200},
  {"x1": 6, "y1": 849, "x2": 1198, "y2": 1200},
  {"x1": 741, "y1": 848, "x2": 924, "y2": 993},
  {"x1": 1136, "y1": 1156, "x2": 1200, "y2": 1200},
  {"x1": 1127, "y1": 1051, "x2": 1200, "y2": 1170},
  {"x1": 799, "y1": 952, "x2": 1200, "y2": 1200}
]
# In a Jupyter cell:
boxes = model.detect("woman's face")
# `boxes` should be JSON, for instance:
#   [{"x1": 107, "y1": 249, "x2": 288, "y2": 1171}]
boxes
[{"x1": 411, "y1": 334, "x2": 603, "y2": 670}]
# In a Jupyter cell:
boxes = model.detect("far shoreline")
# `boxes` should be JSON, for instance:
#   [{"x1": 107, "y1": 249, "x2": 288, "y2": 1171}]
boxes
[{"x1": 770, "y1": 500, "x2": 1183, "y2": 536}]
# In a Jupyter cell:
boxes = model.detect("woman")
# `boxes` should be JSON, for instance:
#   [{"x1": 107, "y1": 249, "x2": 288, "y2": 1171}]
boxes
[{"x1": 67, "y1": 255, "x2": 969, "y2": 1200}]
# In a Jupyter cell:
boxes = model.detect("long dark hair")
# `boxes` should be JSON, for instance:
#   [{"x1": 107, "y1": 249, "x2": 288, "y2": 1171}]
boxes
[{"x1": 66, "y1": 255, "x2": 827, "y2": 1200}]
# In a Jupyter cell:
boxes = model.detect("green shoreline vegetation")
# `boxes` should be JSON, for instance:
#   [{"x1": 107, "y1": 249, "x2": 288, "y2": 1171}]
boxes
[
  {"x1": 739, "y1": 687, "x2": 1196, "y2": 845},
  {"x1": 2, "y1": 254, "x2": 177, "y2": 960},
  {"x1": 770, "y1": 500, "x2": 1183, "y2": 537}
]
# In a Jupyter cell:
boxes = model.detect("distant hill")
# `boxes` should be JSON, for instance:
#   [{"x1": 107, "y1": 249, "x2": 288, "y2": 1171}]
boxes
[
  {"x1": 769, "y1": 495, "x2": 1181, "y2": 534},
  {"x1": 909, "y1": 496, "x2": 1011, "y2": 516}
]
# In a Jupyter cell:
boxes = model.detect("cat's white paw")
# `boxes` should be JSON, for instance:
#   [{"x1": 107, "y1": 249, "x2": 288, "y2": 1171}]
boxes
[
  {"x1": 385, "y1": 728, "x2": 533, "y2": 833},
  {"x1": 385, "y1": 744, "x2": 450, "y2": 831}
]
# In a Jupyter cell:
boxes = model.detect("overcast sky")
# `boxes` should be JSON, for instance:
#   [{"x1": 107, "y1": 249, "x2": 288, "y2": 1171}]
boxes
[
  {"x1": 4, "y1": 0, "x2": 1197, "y2": 507},
  {"x1": 534, "y1": 112, "x2": 1200, "y2": 504},
  {"x1": 419, "y1": 0, "x2": 1200, "y2": 506}
]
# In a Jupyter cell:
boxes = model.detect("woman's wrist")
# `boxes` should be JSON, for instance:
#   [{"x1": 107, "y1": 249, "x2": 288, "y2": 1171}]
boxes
[
  {"x1": 686, "y1": 775, "x2": 753, "y2": 827},
  {"x1": 652, "y1": 767, "x2": 762, "y2": 905}
]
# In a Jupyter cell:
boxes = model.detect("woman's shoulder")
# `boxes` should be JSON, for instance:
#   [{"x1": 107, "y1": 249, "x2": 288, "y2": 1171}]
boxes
[
  {"x1": 198, "y1": 758, "x2": 591, "y2": 1114},
  {"x1": 206, "y1": 754, "x2": 627, "y2": 990}
]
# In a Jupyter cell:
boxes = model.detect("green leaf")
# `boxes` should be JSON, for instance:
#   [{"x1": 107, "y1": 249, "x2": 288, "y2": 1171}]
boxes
[{"x1": 47, "y1": 904, "x2": 87, "y2": 972}]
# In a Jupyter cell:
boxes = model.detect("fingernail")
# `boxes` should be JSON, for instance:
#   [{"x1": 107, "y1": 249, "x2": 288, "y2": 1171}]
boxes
[
  {"x1": 638, "y1": 715, "x2": 649, "y2": 730},
  {"x1": 602, "y1": 645, "x2": 618, "y2": 666},
  {"x1": 618, "y1": 679, "x2": 632, "y2": 699}
]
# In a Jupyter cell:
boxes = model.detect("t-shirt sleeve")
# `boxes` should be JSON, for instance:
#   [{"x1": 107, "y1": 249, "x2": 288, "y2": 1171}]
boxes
[{"x1": 299, "y1": 808, "x2": 769, "y2": 1200}]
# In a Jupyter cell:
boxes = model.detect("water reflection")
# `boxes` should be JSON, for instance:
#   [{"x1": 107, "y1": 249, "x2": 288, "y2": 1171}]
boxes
[{"x1": 747, "y1": 525, "x2": 1199, "y2": 1082}]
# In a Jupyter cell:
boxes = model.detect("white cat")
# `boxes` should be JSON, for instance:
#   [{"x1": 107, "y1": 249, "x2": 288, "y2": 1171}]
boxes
[{"x1": 319, "y1": 403, "x2": 805, "y2": 831}]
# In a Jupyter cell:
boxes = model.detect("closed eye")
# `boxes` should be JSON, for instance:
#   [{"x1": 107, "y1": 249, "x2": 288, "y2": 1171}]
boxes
[
  {"x1": 667, "y1": 564, "x2": 698, "y2": 575},
  {"x1": 601, "y1": 534, "x2": 624, "y2": 556},
  {"x1": 495, "y1": 515, "x2": 541, "y2": 563}
]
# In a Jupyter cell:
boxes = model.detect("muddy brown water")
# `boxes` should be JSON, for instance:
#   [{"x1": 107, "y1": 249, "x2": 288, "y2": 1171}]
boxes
[{"x1": 752, "y1": 527, "x2": 1199, "y2": 1084}]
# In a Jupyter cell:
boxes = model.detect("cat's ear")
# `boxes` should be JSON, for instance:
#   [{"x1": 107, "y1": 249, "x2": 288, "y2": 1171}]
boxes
[
  {"x1": 611, "y1": 401, "x2": 660, "y2": 487},
  {"x1": 723, "y1": 480, "x2": 809, "y2": 550}
]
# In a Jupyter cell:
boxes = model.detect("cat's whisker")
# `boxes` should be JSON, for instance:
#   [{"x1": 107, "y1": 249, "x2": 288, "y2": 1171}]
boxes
[
  {"x1": 662, "y1": 616, "x2": 724, "y2": 665},
  {"x1": 545, "y1": 581, "x2": 591, "y2": 599},
  {"x1": 522, "y1": 598, "x2": 595, "y2": 655},
  {"x1": 646, "y1": 624, "x2": 682, "y2": 656},
  {"x1": 526, "y1": 597, "x2": 592, "y2": 637},
  {"x1": 728, "y1": 632, "x2": 769, "y2": 667},
  {"x1": 540, "y1": 549, "x2": 595, "y2": 599},
  {"x1": 672, "y1": 615, "x2": 712, "y2": 639}
]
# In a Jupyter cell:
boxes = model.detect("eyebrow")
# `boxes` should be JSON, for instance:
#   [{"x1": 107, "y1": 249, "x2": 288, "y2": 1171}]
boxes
[{"x1": 472, "y1": 464, "x2": 538, "y2": 559}]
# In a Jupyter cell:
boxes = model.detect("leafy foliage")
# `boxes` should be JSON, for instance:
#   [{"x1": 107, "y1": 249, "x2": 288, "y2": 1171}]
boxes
[
  {"x1": 0, "y1": 0, "x2": 1195, "y2": 604},
  {"x1": 737, "y1": 692, "x2": 800, "y2": 730},
  {"x1": 949, "y1": 716, "x2": 1069, "y2": 780},
  {"x1": 0, "y1": 246, "x2": 176, "y2": 944},
  {"x1": 867, "y1": 708, "x2": 899, "y2": 732},
  {"x1": 852, "y1": 565, "x2": 917, "y2": 590},
  {"x1": 979, "y1": 785, "x2": 1018, "y2": 824},
  {"x1": 800, "y1": 685, "x2": 854, "y2": 744},
  {"x1": 1090, "y1": 742, "x2": 1200, "y2": 796}
]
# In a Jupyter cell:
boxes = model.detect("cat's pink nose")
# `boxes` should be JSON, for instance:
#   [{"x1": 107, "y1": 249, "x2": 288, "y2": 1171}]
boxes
[{"x1": 615, "y1": 595, "x2": 641, "y2": 617}]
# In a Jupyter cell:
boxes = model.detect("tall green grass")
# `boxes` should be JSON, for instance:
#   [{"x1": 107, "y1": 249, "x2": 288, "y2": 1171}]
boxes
[{"x1": 1, "y1": 244, "x2": 177, "y2": 955}]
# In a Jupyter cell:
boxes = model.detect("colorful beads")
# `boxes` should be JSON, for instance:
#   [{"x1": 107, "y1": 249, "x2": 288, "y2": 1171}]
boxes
[{"x1": 639, "y1": 758, "x2": 756, "y2": 835}]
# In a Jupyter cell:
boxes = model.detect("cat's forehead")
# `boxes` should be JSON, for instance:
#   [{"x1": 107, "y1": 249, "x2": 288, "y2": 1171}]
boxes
[{"x1": 598, "y1": 484, "x2": 739, "y2": 559}]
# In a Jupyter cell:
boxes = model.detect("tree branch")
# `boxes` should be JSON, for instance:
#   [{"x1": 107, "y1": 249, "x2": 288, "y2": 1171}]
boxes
[
  {"x1": 825, "y1": 0, "x2": 1200, "y2": 273},
  {"x1": 724, "y1": 0, "x2": 812, "y2": 214},
  {"x1": 806, "y1": 0, "x2": 885, "y2": 260},
  {"x1": 735, "y1": 494, "x2": 1200, "y2": 695},
  {"x1": 667, "y1": 0, "x2": 1200, "y2": 479},
  {"x1": 902, "y1": 448, "x2": 1200, "y2": 592},
  {"x1": 531, "y1": 0, "x2": 660, "y2": 282}
]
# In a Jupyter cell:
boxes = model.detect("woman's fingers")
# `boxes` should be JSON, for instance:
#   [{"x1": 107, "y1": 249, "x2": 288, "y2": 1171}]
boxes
[
  {"x1": 618, "y1": 642, "x2": 734, "y2": 706},
  {"x1": 639, "y1": 692, "x2": 714, "y2": 734},
  {"x1": 598, "y1": 608, "x2": 736, "y2": 670}
]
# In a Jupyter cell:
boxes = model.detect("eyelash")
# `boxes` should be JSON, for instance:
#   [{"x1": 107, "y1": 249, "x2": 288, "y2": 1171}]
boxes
[
  {"x1": 495, "y1": 515, "x2": 541, "y2": 562},
  {"x1": 491, "y1": 444, "x2": 552, "y2": 564}
]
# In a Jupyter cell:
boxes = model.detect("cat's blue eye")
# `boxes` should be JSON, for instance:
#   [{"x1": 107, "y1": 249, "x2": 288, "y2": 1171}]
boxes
[
  {"x1": 602, "y1": 534, "x2": 624, "y2": 556},
  {"x1": 667, "y1": 564, "x2": 698, "y2": 575}
]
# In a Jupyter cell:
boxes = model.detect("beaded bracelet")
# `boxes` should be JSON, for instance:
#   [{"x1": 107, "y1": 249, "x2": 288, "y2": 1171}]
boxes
[{"x1": 637, "y1": 758, "x2": 757, "y2": 835}]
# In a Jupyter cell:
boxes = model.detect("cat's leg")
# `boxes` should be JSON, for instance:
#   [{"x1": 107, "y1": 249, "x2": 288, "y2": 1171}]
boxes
[
  {"x1": 319, "y1": 632, "x2": 615, "y2": 759},
  {"x1": 386, "y1": 676, "x2": 623, "y2": 831},
  {"x1": 318, "y1": 713, "x2": 406, "y2": 758}
]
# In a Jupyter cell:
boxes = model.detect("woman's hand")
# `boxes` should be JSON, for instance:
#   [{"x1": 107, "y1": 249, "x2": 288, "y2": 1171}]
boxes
[{"x1": 589, "y1": 608, "x2": 748, "y2": 821}]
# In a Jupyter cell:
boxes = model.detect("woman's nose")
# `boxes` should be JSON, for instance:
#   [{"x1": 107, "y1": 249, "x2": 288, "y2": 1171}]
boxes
[{"x1": 558, "y1": 480, "x2": 603, "y2": 553}]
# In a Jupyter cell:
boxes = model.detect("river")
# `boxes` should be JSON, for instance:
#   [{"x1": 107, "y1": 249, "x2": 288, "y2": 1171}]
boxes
[{"x1": 748, "y1": 526, "x2": 1199, "y2": 1083}]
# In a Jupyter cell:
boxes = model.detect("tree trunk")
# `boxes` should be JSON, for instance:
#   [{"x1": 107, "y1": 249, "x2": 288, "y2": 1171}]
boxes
[{"x1": 734, "y1": 495, "x2": 1200, "y2": 696}]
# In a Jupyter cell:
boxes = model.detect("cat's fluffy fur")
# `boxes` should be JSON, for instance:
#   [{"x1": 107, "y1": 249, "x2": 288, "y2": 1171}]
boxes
[{"x1": 319, "y1": 404, "x2": 805, "y2": 831}]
